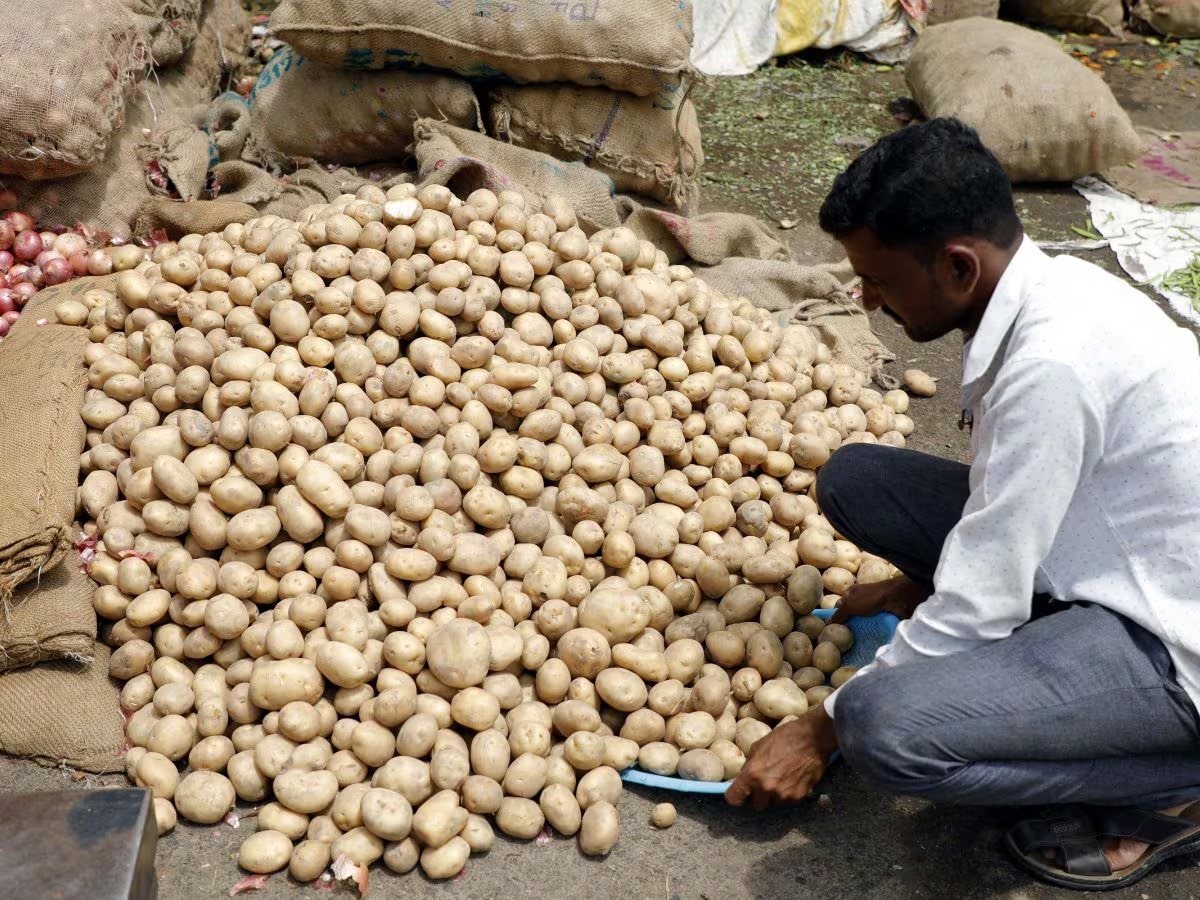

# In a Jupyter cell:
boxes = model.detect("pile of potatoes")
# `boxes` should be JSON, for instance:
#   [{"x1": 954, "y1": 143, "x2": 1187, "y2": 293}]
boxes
[{"x1": 60, "y1": 182, "x2": 912, "y2": 882}]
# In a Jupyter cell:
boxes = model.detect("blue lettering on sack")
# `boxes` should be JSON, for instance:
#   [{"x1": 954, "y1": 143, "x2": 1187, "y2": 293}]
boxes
[{"x1": 251, "y1": 47, "x2": 298, "y2": 100}]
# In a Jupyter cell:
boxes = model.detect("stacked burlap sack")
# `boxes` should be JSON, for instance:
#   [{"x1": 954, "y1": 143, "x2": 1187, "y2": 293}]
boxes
[
  {"x1": 1, "y1": 0, "x2": 249, "y2": 239},
  {"x1": 1001, "y1": 0, "x2": 1200, "y2": 36},
  {"x1": 242, "y1": 0, "x2": 702, "y2": 209},
  {"x1": 0, "y1": 277, "x2": 132, "y2": 773},
  {"x1": 906, "y1": 18, "x2": 1144, "y2": 182}
]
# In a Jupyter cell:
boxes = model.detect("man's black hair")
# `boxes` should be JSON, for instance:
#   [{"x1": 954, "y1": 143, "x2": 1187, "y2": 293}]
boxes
[{"x1": 819, "y1": 118, "x2": 1022, "y2": 257}]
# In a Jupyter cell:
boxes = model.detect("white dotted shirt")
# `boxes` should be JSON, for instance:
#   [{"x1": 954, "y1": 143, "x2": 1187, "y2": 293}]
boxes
[{"x1": 827, "y1": 237, "x2": 1200, "y2": 717}]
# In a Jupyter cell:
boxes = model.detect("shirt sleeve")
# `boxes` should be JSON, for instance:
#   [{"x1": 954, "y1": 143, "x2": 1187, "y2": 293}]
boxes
[{"x1": 825, "y1": 358, "x2": 1104, "y2": 718}]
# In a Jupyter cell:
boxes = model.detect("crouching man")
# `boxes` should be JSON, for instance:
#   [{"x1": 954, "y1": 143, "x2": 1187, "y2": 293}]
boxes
[{"x1": 726, "y1": 118, "x2": 1200, "y2": 891}]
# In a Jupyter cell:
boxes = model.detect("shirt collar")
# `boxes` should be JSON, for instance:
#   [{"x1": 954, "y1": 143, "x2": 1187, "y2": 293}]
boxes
[{"x1": 961, "y1": 236, "x2": 1048, "y2": 389}]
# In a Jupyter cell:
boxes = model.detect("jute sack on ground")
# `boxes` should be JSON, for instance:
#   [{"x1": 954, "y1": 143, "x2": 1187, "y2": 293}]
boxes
[
  {"x1": 927, "y1": 0, "x2": 1000, "y2": 24},
  {"x1": 489, "y1": 84, "x2": 703, "y2": 207},
  {"x1": 413, "y1": 119, "x2": 623, "y2": 231},
  {"x1": 0, "y1": 642, "x2": 125, "y2": 773},
  {"x1": 11, "y1": 0, "x2": 248, "y2": 237},
  {"x1": 1001, "y1": 0, "x2": 1125, "y2": 34},
  {"x1": 135, "y1": 197, "x2": 259, "y2": 237},
  {"x1": 0, "y1": 0, "x2": 149, "y2": 180},
  {"x1": 269, "y1": 0, "x2": 694, "y2": 98},
  {"x1": 245, "y1": 47, "x2": 481, "y2": 169},
  {"x1": 906, "y1": 19, "x2": 1143, "y2": 182},
  {"x1": 0, "y1": 552, "x2": 97, "y2": 673},
  {"x1": 0, "y1": 281, "x2": 98, "y2": 607},
  {"x1": 125, "y1": 0, "x2": 204, "y2": 65},
  {"x1": 1132, "y1": 0, "x2": 1200, "y2": 36}
]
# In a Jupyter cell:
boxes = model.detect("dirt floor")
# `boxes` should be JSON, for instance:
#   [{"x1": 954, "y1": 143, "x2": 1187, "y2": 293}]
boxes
[{"x1": 6, "y1": 20, "x2": 1200, "y2": 900}]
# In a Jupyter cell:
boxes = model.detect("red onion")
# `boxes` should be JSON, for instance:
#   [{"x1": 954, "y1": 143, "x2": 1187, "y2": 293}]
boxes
[
  {"x1": 0, "y1": 318, "x2": 10, "y2": 338},
  {"x1": 2, "y1": 310, "x2": 18, "y2": 323},
  {"x1": 42, "y1": 257, "x2": 72, "y2": 285},
  {"x1": 86, "y1": 249, "x2": 113, "y2": 276},
  {"x1": 35, "y1": 249, "x2": 62, "y2": 268},
  {"x1": 12, "y1": 282, "x2": 36, "y2": 305},
  {"x1": 0, "y1": 221, "x2": 14, "y2": 251},
  {"x1": 8, "y1": 263, "x2": 27, "y2": 281},
  {"x1": 13, "y1": 229, "x2": 42, "y2": 261},
  {"x1": 0, "y1": 291, "x2": 14, "y2": 315},
  {"x1": 0, "y1": 251, "x2": 11, "y2": 272},
  {"x1": 21, "y1": 266, "x2": 43, "y2": 287},
  {"x1": 69, "y1": 251, "x2": 89, "y2": 275},
  {"x1": 54, "y1": 232, "x2": 87, "y2": 258},
  {"x1": 0, "y1": 275, "x2": 8, "y2": 290},
  {"x1": 39, "y1": 231, "x2": 55, "y2": 252},
  {"x1": 4, "y1": 210, "x2": 34, "y2": 233}
]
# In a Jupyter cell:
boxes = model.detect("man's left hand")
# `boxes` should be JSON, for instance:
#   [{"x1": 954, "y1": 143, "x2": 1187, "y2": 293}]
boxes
[{"x1": 725, "y1": 704, "x2": 839, "y2": 810}]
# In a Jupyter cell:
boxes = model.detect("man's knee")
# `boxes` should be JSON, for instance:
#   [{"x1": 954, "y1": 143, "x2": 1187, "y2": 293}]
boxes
[
  {"x1": 835, "y1": 670, "x2": 956, "y2": 798},
  {"x1": 815, "y1": 443, "x2": 889, "y2": 532}
]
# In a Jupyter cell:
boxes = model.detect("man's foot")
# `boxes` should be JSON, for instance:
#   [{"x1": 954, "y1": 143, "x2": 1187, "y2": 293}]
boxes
[
  {"x1": 1039, "y1": 804, "x2": 1194, "y2": 870},
  {"x1": 1008, "y1": 802, "x2": 1200, "y2": 891}
]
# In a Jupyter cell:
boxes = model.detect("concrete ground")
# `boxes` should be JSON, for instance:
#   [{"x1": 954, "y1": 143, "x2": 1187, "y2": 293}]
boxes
[{"x1": 6, "y1": 23, "x2": 1200, "y2": 900}]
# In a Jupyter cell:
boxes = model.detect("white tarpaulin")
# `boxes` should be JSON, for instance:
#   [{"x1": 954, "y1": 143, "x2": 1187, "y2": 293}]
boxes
[
  {"x1": 1075, "y1": 176, "x2": 1200, "y2": 327},
  {"x1": 776, "y1": 0, "x2": 929, "y2": 64},
  {"x1": 691, "y1": 0, "x2": 778, "y2": 76}
]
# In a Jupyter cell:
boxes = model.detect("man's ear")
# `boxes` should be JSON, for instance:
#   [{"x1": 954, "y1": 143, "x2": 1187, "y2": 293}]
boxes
[{"x1": 941, "y1": 241, "x2": 982, "y2": 297}]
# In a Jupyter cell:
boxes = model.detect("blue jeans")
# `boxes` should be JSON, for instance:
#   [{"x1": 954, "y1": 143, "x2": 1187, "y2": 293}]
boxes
[{"x1": 815, "y1": 444, "x2": 1200, "y2": 808}]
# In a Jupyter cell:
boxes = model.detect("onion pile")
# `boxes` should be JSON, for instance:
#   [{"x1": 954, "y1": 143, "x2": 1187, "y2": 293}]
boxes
[{"x1": 0, "y1": 190, "x2": 147, "y2": 340}]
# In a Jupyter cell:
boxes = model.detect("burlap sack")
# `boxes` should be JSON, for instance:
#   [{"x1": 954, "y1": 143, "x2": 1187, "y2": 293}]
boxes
[
  {"x1": 0, "y1": 0, "x2": 149, "y2": 180},
  {"x1": 125, "y1": 0, "x2": 204, "y2": 65},
  {"x1": 489, "y1": 85, "x2": 703, "y2": 207},
  {"x1": 0, "y1": 552, "x2": 97, "y2": 673},
  {"x1": 927, "y1": 0, "x2": 1000, "y2": 24},
  {"x1": 620, "y1": 205, "x2": 790, "y2": 264},
  {"x1": 905, "y1": 20, "x2": 1143, "y2": 182},
  {"x1": 135, "y1": 197, "x2": 259, "y2": 237},
  {"x1": 269, "y1": 0, "x2": 694, "y2": 98},
  {"x1": 10, "y1": 0, "x2": 249, "y2": 237},
  {"x1": 0, "y1": 285, "x2": 92, "y2": 607},
  {"x1": 245, "y1": 47, "x2": 481, "y2": 169},
  {"x1": 414, "y1": 120, "x2": 623, "y2": 231},
  {"x1": 0, "y1": 642, "x2": 125, "y2": 773},
  {"x1": 698, "y1": 257, "x2": 895, "y2": 377},
  {"x1": 1002, "y1": 0, "x2": 1125, "y2": 33},
  {"x1": 1132, "y1": 0, "x2": 1200, "y2": 36}
]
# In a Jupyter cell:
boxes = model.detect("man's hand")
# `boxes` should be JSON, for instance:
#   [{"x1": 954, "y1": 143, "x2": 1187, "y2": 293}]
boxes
[
  {"x1": 830, "y1": 573, "x2": 928, "y2": 625},
  {"x1": 725, "y1": 704, "x2": 839, "y2": 810}
]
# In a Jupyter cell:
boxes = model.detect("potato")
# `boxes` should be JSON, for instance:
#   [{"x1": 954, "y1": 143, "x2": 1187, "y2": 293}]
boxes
[
  {"x1": 496, "y1": 797, "x2": 545, "y2": 840},
  {"x1": 812, "y1": 642, "x2": 842, "y2": 675},
  {"x1": 290, "y1": 840, "x2": 332, "y2": 882},
  {"x1": 239, "y1": 830, "x2": 293, "y2": 874},
  {"x1": 677, "y1": 748, "x2": 725, "y2": 782},
  {"x1": 637, "y1": 742, "x2": 680, "y2": 777},
  {"x1": 420, "y1": 835, "x2": 471, "y2": 880},
  {"x1": 331, "y1": 826, "x2": 385, "y2": 866},
  {"x1": 273, "y1": 769, "x2": 340, "y2": 814},
  {"x1": 174, "y1": 771, "x2": 235, "y2": 824},
  {"x1": 575, "y1": 766, "x2": 622, "y2": 810},
  {"x1": 594, "y1": 667, "x2": 648, "y2": 713},
  {"x1": 411, "y1": 790, "x2": 468, "y2": 849},
  {"x1": 651, "y1": 803, "x2": 677, "y2": 828},
  {"x1": 753, "y1": 679, "x2": 809, "y2": 720},
  {"x1": 153, "y1": 798, "x2": 177, "y2": 836},
  {"x1": 425, "y1": 618, "x2": 491, "y2": 688},
  {"x1": 539, "y1": 783, "x2": 582, "y2": 836},
  {"x1": 903, "y1": 368, "x2": 936, "y2": 397},
  {"x1": 258, "y1": 802, "x2": 310, "y2": 841},
  {"x1": 579, "y1": 801, "x2": 619, "y2": 857}
]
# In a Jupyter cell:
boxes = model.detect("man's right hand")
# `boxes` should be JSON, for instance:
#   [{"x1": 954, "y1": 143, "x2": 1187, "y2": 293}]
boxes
[{"x1": 830, "y1": 573, "x2": 928, "y2": 624}]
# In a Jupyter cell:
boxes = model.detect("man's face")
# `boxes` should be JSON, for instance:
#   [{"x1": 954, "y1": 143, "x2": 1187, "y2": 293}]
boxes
[{"x1": 840, "y1": 229, "x2": 971, "y2": 343}]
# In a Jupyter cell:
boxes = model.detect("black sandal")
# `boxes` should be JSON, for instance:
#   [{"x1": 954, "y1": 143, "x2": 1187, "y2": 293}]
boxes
[{"x1": 1005, "y1": 802, "x2": 1200, "y2": 891}]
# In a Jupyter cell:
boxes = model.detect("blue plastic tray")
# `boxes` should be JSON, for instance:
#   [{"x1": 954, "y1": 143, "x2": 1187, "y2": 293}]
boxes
[{"x1": 620, "y1": 607, "x2": 900, "y2": 794}]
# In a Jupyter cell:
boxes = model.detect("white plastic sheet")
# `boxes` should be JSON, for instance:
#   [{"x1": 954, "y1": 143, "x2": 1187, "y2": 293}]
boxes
[
  {"x1": 1075, "y1": 176, "x2": 1200, "y2": 327},
  {"x1": 691, "y1": 0, "x2": 779, "y2": 76}
]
